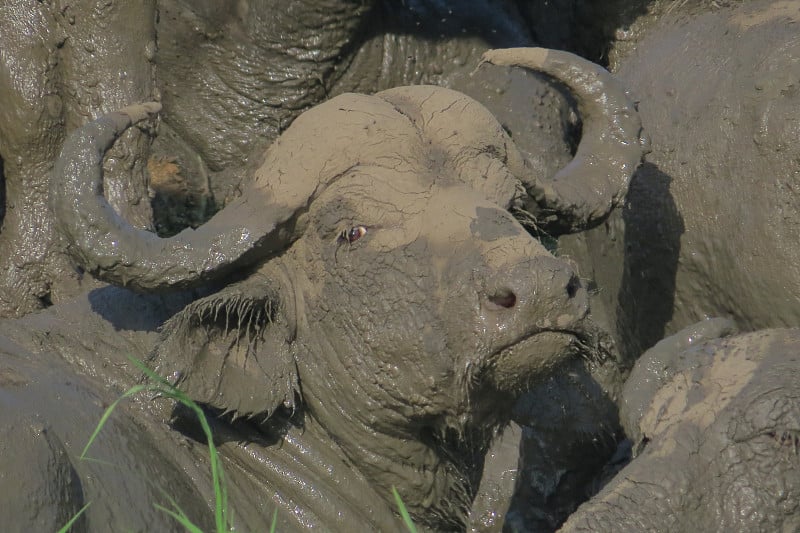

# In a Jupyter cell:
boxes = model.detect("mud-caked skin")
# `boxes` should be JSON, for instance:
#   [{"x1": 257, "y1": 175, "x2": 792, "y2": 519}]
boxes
[
  {"x1": 2, "y1": 48, "x2": 645, "y2": 531},
  {"x1": 0, "y1": 333, "x2": 214, "y2": 533},
  {"x1": 548, "y1": 3, "x2": 800, "y2": 528},
  {"x1": 0, "y1": 1, "x2": 158, "y2": 317},
  {"x1": 559, "y1": 0, "x2": 800, "y2": 362},
  {"x1": 0, "y1": 0, "x2": 586, "y2": 318},
  {"x1": 563, "y1": 323, "x2": 800, "y2": 532},
  {"x1": 0, "y1": 183, "x2": 591, "y2": 530},
  {"x1": 147, "y1": 163, "x2": 593, "y2": 530},
  {"x1": 301, "y1": 179, "x2": 587, "y2": 526}
]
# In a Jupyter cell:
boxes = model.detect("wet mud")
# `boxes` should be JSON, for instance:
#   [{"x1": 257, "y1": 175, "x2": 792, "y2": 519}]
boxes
[
  {"x1": 0, "y1": 1, "x2": 797, "y2": 532},
  {"x1": 2, "y1": 40, "x2": 647, "y2": 529},
  {"x1": 563, "y1": 325, "x2": 800, "y2": 532},
  {"x1": 560, "y1": 0, "x2": 800, "y2": 361},
  {"x1": 0, "y1": 291, "x2": 213, "y2": 532}
]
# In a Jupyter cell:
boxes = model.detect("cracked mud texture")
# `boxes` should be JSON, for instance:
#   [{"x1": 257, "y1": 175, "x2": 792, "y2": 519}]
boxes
[
  {"x1": 4, "y1": 1, "x2": 797, "y2": 531},
  {"x1": 0, "y1": 39, "x2": 646, "y2": 531}
]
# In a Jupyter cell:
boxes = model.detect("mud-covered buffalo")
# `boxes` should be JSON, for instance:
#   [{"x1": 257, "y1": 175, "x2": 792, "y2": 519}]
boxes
[{"x1": 0, "y1": 48, "x2": 644, "y2": 531}]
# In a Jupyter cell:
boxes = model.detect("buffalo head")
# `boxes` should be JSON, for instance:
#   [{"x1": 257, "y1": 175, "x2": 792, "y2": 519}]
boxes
[{"x1": 52, "y1": 48, "x2": 644, "y2": 528}]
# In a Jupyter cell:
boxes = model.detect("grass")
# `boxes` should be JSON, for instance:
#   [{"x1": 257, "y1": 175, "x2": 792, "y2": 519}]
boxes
[
  {"x1": 56, "y1": 502, "x2": 91, "y2": 533},
  {"x1": 61, "y1": 356, "x2": 417, "y2": 533},
  {"x1": 392, "y1": 487, "x2": 418, "y2": 533},
  {"x1": 68, "y1": 356, "x2": 234, "y2": 532}
]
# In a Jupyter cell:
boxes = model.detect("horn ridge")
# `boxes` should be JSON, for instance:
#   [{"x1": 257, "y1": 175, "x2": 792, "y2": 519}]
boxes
[{"x1": 480, "y1": 47, "x2": 645, "y2": 233}]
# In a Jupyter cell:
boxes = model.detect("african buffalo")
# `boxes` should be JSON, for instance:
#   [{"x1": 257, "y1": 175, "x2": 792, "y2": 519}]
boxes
[
  {"x1": 0, "y1": 48, "x2": 644, "y2": 531},
  {"x1": 546, "y1": 2, "x2": 800, "y2": 528},
  {"x1": 562, "y1": 319, "x2": 800, "y2": 532},
  {"x1": 0, "y1": 0, "x2": 589, "y2": 318},
  {"x1": 559, "y1": 0, "x2": 800, "y2": 361}
]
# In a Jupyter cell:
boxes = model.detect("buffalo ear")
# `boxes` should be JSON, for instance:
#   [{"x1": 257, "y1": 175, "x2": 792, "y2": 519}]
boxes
[{"x1": 149, "y1": 267, "x2": 299, "y2": 419}]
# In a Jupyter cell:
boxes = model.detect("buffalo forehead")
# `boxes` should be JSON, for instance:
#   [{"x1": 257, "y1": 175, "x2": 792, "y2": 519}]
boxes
[
  {"x1": 312, "y1": 171, "x2": 530, "y2": 252},
  {"x1": 376, "y1": 85, "x2": 513, "y2": 165},
  {"x1": 251, "y1": 92, "x2": 422, "y2": 196},
  {"x1": 309, "y1": 167, "x2": 430, "y2": 239},
  {"x1": 253, "y1": 88, "x2": 523, "y2": 216},
  {"x1": 470, "y1": 206, "x2": 524, "y2": 241}
]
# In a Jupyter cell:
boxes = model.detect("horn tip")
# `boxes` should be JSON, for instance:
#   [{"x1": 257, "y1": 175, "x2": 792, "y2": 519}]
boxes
[
  {"x1": 117, "y1": 102, "x2": 162, "y2": 125},
  {"x1": 479, "y1": 47, "x2": 550, "y2": 70}
]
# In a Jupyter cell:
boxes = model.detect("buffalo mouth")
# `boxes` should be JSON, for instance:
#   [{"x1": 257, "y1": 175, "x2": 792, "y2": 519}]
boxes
[{"x1": 483, "y1": 322, "x2": 608, "y2": 394}]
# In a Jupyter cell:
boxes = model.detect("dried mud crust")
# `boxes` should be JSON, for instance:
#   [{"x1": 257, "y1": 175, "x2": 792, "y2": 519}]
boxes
[
  {"x1": 0, "y1": 1, "x2": 158, "y2": 317},
  {"x1": 0, "y1": 0, "x2": 647, "y2": 319},
  {"x1": 19, "y1": 47, "x2": 648, "y2": 528},
  {"x1": 0, "y1": 5, "x2": 648, "y2": 532},
  {"x1": 607, "y1": 0, "x2": 752, "y2": 70},
  {"x1": 562, "y1": 328, "x2": 800, "y2": 532}
]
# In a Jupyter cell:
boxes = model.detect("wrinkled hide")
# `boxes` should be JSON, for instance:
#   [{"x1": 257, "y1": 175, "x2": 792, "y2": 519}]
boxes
[
  {"x1": 559, "y1": 0, "x2": 800, "y2": 362},
  {"x1": 563, "y1": 323, "x2": 800, "y2": 532},
  {"x1": 36, "y1": 48, "x2": 644, "y2": 531},
  {"x1": 0, "y1": 0, "x2": 576, "y2": 318},
  {"x1": 148, "y1": 94, "x2": 598, "y2": 529},
  {"x1": 531, "y1": 3, "x2": 800, "y2": 529},
  {"x1": 0, "y1": 290, "x2": 216, "y2": 532}
]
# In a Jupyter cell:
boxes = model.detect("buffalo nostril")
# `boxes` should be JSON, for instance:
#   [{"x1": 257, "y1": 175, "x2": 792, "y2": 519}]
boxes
[
  {"x1": 566, "y1": 275, "x2": 580, "y2": 299},
  {"x1": 488, "y1": 288, "x2": 517, "y2": 309}
]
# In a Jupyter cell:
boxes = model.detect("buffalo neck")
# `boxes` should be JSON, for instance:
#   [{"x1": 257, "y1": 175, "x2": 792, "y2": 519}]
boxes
[
  {"x1": 296, "y1": 337, "x2": 481, "y2": 530},
  {"x1": 206, "y1": 411, "x2": 405, "y2": 531}
]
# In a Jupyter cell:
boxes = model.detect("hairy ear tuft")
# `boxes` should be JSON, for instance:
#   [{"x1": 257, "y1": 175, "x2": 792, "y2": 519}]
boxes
[{"x1": 149, "y1": 268, "x2": 299, "y2": 418}]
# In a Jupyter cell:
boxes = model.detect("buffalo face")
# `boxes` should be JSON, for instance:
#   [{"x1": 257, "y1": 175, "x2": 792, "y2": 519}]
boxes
[
  {"x1": 53, "y1": 48, "x2": 643, "y2": 528},
  {"x1": 151, "y1": 164, "x2": 595, "y2": 528},
  {"x1": 293, "y1": 171, "x2": 593, "y2": 524},
  {"x1": 299, "y1": 169, "x2": 591, "y2": 412}
]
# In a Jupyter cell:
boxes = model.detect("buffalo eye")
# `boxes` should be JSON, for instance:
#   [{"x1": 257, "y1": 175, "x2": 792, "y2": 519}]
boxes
[{"x1": 339, "y1": 225, "x2": 367, "y2": 244}]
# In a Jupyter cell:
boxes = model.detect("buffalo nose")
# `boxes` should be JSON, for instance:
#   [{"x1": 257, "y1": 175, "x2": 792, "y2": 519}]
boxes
[
  {"x1": 566, "y1": 274, "x2": 581, "y2": 299},
  {"x1": 484, "y1": 261, "x2": 588, "y2": 322},
  {"x1": 488, "y1": 287, "x2": 517, "y2": 309}
]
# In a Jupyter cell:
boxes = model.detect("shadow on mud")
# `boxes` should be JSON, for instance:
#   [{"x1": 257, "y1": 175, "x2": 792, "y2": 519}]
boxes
[
  {"x1": 363, "y1": 0, "x2": 654, "y2": 64},
  {"x1": 505, "y1": 163, "x2": 683, "y2": 531},
  {"x1": 508, "y1": 358, "x2": 621, "y2": 531},
  {"x1": 88, "y1": 286, "x2": 201, "y2": 333},
  {"x1": 518, "y1": 0, "x2": 653, "y2": 64},
  {"x1": 617, "y1": 162, "x2": 685, "y2": 364},
  {"x1": 170, "y1": 400, "x2": 290, "y2": 450}
]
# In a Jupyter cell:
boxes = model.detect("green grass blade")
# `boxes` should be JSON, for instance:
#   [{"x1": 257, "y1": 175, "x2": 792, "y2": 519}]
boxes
[
  {"x1": 151, "y1": 386, "x2": 228, "y2": 531},
  {"x1": 392, "y1": 486, "x2": 418, "y2": 533},
  {"x1": 153, "y1": 504, "x2": 204, "y2": 533},
  {"x1": 84, "y1": 356, "x2": 232, "y2": 532},
  {"x1": 270, "y1": 508, "x2": 278, "y2": 533},
  {"x1": 128, "y1": 355, "x2": 172, "y2": 387},
  {"x1": 76, "y1": 456, "x2": 117, "y2": 468},
  {"x1": 80, "y1": 384, "x2": 148, "y2": 459},
  {"x1": 188, "y1": 399, "x2": 228, "y2": 531},
  {"x1": 155, "y1": 490, "x2": 209, "y2": 533},
  {"x1": 128, "y1": 356, "x2": 230, "y2": 532},
  {"x1": 57, "y1": 502, "x2": 91, "y2": 533}
]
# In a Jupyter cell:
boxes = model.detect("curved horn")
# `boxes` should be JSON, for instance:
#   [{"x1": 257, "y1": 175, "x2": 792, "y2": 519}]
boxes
[
  {"x1": 480, "y1": 48, "x2": 646, "y2": 233},
  {"x1": 52, "y1": 103, "x2": 306, "y2": 292}
]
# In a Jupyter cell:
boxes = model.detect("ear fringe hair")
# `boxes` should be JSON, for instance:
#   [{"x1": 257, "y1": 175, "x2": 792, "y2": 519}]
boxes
[{"x1": 161, "y1": 290, "x2": 276, "y2": 358}]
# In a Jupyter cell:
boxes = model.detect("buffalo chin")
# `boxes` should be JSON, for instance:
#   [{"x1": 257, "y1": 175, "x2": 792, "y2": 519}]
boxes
[{"x1": 488, "y1": 330, "x2": 586, "y2": 393}]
